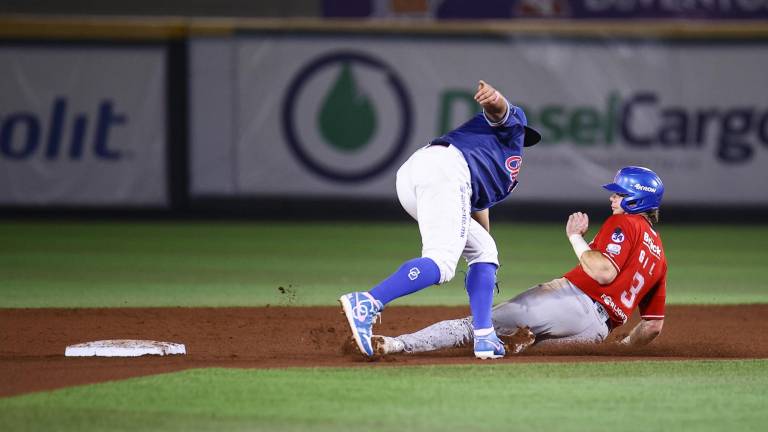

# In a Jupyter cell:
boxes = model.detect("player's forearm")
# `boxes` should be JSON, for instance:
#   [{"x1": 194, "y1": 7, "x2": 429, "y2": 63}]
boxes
[
  {"x1": 566, "y1": 213, "x2": 615, "y2": 284},
  {"x1": 484, "y1": 99, "x2": 509, "y2": 124},
  {"x1": 568, "y1": 232, "x2": 617, "y2": 284},
  {"x1": 620, "y1": 319, "x2": 663, "y2": 347},
  {"x1": 578, "y1": 251, "x2": 618, "y2": 284},
  {"x1": 475, "y1": 80, "x2": 509, "y2": 125}
]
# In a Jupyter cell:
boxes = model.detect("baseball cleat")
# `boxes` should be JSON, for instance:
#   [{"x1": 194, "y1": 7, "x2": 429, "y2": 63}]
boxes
[
  {"x1": 474, "y1": 332, "x2": 506, "y2": 360},
  {"x1": 339, "y1": 292, "x2": 383, "y2": 357},
  {"x1": 371, "y1": 335, "x2": 405, "y2": 357}
]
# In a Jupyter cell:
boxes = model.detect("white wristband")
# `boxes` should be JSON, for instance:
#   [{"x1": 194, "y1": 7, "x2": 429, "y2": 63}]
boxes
[{"x1": 568, "y1": 234, "x2": 591, "y2": 259}]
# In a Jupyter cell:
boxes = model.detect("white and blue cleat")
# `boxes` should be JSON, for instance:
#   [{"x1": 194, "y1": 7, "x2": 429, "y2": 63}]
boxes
[
  {"x1": 474, "y1": 332, "x2": 506, "y2": 360},
  {"x1": 339, "y1": 292, "x2": 383, "y2": 357}
]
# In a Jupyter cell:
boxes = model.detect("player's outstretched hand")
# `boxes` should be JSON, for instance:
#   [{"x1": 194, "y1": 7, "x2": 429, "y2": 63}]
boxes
[
  {"x1": 475, "y1": 80, "x2": 507, "y2": 121},
  {"x1": 566, "y1": 212, "x2": 589, "y2": 237}
]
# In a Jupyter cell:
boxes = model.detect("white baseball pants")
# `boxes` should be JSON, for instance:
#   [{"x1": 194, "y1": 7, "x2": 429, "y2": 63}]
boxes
[{"x1": 395, "y1": 144, "x2": 499, "y2": 284}]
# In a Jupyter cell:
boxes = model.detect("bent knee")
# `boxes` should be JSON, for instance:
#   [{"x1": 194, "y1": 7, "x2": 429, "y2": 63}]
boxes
[
  {"x1": 436, "y1": 262, "x2": 457, "y2": 284},
  {"x1": 423, "y1": 254, "x2": 458, "y2": 284}
]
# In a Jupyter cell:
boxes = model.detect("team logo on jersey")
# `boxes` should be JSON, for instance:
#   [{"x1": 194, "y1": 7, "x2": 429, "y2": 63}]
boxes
[
  {"x1": 282, "y1": 51, "x2": 413, "y2": 182},
  {"x1": 606, "y1": 243, "x2": 622, "y2": 255},
  {"x1": 611, "y1": 228, "x2": 625, "y2": 243},
  {"x1": 505, "y1": 156, "x2": 522, "y2": 183}
]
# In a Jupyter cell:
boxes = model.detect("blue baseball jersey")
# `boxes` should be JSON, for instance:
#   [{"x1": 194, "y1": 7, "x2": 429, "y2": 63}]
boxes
[{"x1": 430, "y1": 103, "x2": 527, "y2": 211}]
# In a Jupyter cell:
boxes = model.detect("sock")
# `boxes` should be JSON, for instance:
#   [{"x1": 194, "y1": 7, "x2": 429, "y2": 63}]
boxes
[
  {"x1": 465, "y1": 262, "x2": 498, "y2": 331},
  {"x1": 368, "y1": 257, "x2": 441, "y2": 306}
]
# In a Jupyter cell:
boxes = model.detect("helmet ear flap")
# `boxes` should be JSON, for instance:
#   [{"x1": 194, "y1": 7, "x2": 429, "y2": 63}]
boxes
[{"x1": 620, "y1": 197, "x2": 638, "y2": 213}]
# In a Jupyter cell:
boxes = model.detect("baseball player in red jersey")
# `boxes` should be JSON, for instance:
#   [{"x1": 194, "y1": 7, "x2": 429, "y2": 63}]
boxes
[{"x1": 372, "y1": 166, "x2": 667, "y2": 355}]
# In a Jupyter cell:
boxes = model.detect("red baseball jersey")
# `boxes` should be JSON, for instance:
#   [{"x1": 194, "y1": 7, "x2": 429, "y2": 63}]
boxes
[{"x1": 564, "y1": 214, "x2": 667, "y2": 327}]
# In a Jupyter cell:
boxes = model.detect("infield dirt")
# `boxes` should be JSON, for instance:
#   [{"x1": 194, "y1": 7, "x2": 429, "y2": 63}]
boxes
[{"x1": 1, "y1": 305, "x2": 767, "y2": 397}]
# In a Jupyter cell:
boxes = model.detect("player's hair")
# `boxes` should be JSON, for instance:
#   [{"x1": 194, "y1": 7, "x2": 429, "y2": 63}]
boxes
[{"x1": 644, "y1": 209, "x2": 660, "y2": 224}]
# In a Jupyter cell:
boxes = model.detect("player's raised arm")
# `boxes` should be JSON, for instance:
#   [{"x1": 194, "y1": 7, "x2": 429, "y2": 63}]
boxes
[
  {"x1": 474, "y1": 80, "x2": 508, "y2": 124},
  {"x1": 565, "y1": 212, "x2": 618, "y2": 285}
]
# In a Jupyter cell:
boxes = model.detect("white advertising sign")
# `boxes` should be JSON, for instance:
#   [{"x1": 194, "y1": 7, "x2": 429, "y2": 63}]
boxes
[
  {"x1": 191, "y1": 37, "x2": 768, "y2": 204},
  {"x1": 0, "y1": 46, "x2": 167, "y2": 206}
]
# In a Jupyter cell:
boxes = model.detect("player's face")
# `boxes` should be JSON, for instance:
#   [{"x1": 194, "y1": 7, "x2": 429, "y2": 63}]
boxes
[{"x1": 610, "y1": 194, "x2": 626, "y2": 215}]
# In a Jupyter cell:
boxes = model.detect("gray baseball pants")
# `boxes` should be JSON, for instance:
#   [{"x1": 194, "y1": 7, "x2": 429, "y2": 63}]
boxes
[{"x1": 397, "y1": 278, "x2": 610, "y2": 353}]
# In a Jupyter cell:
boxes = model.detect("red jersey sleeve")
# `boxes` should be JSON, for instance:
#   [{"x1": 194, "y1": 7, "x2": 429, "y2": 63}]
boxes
[
  {"x1": 639, "y1": 273, "x2": 667, "y2": 320},
  {"x1": 590, "y1": 215, "x2": 634, "y2": 273}
]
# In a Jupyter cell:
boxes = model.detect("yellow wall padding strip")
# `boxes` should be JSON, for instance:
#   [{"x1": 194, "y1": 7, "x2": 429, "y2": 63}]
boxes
[
  {"x1": 1, "y1": 15, "x2": 768, "y2": 40},
  {"x1": 200, "y1": 18, "x2": 768, "y2": 39},
  {"x1": 0, "y1": 15, "x2": 188, "y2": 40}
]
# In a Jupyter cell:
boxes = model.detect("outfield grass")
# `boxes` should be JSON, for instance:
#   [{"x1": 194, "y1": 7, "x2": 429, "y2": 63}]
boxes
[
  {"x1": 1, "y1": 360, "x2": 766, "y2": 432},
  {"x1": 1, "y1": 221, "x2": 766, "y2": 307}
]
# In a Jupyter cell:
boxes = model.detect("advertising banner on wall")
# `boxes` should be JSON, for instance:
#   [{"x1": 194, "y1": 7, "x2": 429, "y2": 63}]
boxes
[
  {"x1": 0, "y1": 46, "x2": 167, "y2": 206},
  {"x1": 569, "y1": 0, "x2": 768, "y2": 19},
  {"x1": 322, "y1": 0, "x2": 768, "y2": 19},
  {"x1": 190, "y1": 36, "x2": 768, "y2": 205}
]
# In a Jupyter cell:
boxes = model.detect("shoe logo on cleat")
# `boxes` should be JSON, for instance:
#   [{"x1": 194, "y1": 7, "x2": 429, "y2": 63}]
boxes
[
  {"x1": 350, "y1": 293, "x2": 380, "y2": 324},
  {"x1": 352, "y1": 303, "x2": 372, "y2": 322},
  {"x1": 408, "y1": 267, "x2": 420, "y2": 281}
]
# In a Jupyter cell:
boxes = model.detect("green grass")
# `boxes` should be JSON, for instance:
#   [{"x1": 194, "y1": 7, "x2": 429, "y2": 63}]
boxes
[
  {"x1": 1, "y1": 222, "x2": 766, "y2": 432},
  {"x1": 0, "y1": 221, "x2": 766, "y2": 307},
  {"x1": 1, "y1": 360, "x2": 767, "y2": 432}
]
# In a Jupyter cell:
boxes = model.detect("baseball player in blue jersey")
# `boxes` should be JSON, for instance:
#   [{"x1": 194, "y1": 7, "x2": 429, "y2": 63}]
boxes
[{"x1": 339, "y1": 80, "x2": 541, "y2": 360}]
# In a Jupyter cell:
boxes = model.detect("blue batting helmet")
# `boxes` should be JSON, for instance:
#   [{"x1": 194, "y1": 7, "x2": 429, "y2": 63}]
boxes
[{"x1": 602, "y1": 166, "x2": 664, "y2": 214}]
